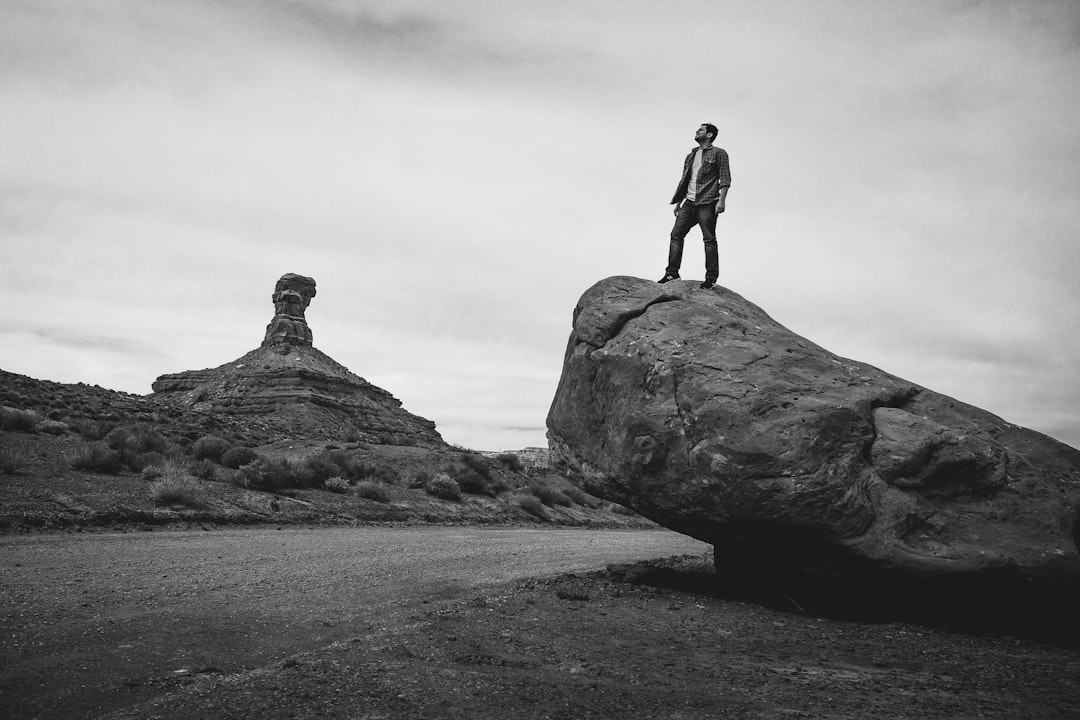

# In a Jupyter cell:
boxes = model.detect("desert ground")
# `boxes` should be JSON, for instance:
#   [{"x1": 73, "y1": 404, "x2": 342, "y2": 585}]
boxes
[{"x1": 3, "y1": 526, "x2": 1079, "y2": 720}]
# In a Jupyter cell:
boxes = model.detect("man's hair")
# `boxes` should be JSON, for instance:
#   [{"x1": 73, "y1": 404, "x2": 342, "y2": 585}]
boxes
[{"x1": 702, "y1": 123, "x2": 718, "y2": 141}]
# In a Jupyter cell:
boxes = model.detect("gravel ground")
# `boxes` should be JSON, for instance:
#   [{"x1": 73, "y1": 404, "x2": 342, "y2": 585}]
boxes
[{"x1": 0, "y1": 526, "x2": 707, "y2": 719}]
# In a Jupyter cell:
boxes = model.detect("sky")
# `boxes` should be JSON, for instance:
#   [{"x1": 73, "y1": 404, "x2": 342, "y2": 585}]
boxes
[{"x1": 2, "y1": 0, "x2": 1079, "y2": 451}]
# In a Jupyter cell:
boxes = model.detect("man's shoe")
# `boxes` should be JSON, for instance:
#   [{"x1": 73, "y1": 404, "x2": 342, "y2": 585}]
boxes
[
  {"x1": 700, "y1": 280, "x2": 716, "y2": 289},
  {"x1": 658, "y1": 274, "x2": 680, "y2": 284}
]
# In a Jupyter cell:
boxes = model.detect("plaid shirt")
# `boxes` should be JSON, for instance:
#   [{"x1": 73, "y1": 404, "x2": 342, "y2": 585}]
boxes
[{"x1": 670, "y1": 145, "x2": 731, "y2": 205}]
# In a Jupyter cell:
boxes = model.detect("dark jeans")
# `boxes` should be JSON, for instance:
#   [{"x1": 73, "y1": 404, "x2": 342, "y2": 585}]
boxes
[{"x1": 666, "y1": 202, "x2": 719, "y2": 282}]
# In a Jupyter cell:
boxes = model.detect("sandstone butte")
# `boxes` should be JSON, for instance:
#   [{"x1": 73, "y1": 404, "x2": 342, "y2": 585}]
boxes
[
  {"x1": 151, "y1": 273, "x2": 443, "y2": 446},
  {"x1": 547, "y1": 276, "x2": 1080, "y2": 617}
]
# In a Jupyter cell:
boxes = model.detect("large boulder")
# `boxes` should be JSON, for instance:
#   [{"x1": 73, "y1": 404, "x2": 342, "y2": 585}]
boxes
[{"x1": 547, "y1": 276, "x2": 1080, "y2": 623}]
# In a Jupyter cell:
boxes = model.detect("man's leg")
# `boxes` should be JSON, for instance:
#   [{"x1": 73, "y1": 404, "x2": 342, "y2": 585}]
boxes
[
  {"x1": 666, "y1": 202, "x2": 698, "y2": 278},
  {"x1": 697, "y1": 204, "x2": 719, "y2": 284}
]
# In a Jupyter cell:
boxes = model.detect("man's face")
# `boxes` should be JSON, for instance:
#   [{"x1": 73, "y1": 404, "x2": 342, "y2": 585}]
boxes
[{"x1": 694, "y1": 125, "x2": 711, "y2": 142}]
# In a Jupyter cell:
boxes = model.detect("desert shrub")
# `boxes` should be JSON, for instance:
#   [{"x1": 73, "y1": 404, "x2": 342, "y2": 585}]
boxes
[
  {"x1": 610, "y1": 503, "x2": 637, "y2": 516},
  {"x1": 38, "y1": 420, "x2": 68, "y2": 436},
  {"x1": 452, "y1": 466, "x2": 493, "y2": 496},
  {"x1": 424, "y1": 473, "x2": 461, "y2": 501},
  {"x1": 496, "y1": 452, "x2": 526, "y2": 473},
  {"x1": 149, "y1": 462, "x2": 208, "y2": 508},
  {"x1": 327, "y1": 452, "x2": 381, "y2": 482},
  {"x1": 70, "y1": 419, "x2": 114, "y2": 441},
  {"x1": 71, "y1": 443, "x2": 123, "y2": 475},
  {"x1": 517, "y1": 495, "x2": 547, "y2": 520},
  {"x1": 323, "y1": 476, "x2": 351, "y2": 493},
  {"x1": 191, "y1": 435, "x2": 232, "y2": 462},
  {"x1": 191, "y1": 458, "x2": 218, "y2": 481},
  {"x1": 355, "y1": 481, "x2": 391, "y2": 502},
  {"x1": 105, "y1": 424, "x2": 169, "y2": 470},
  {"x1": 221, "y1": 446, "x2": 258, "y2": 469},
  {"x1": 411, "y1": 469, "x2": 433, "y2": 489},
  {"x1": 0, "y1": 447, "x2": 29, "y2": 475},
  {"x1": 46, "y1": 408, "x2": 64, "y2": 420},
  {"x1": 0, "y1": 407, "x2": 41, "y2": 433},
  {"x1": 460, "y1": 453, "x2": 493, "y2": 480},
  {"x1": 141, "y1": 464, "x2": 165, "y2": 481},
  {"x1": 528, "y1": 481, "x2": 571, "y2": 507},
  {"x1": 297, "y1": 452, "x2": 342, "y2": 487},
  {"x1": 131, "y1": 451, "x2": 164, "y2": 472},
  {"x1": 370, "y1": 465, "x2": 398, "y2": 485},
  {"x1": 258, "y1": 457, "x2": 299, "y2": 490},
  {"x1": 563, "y1": 486, "x2": 595, "y2": 507},
  {"x1": 233, "y1": 460, "x2": 264, "y2": 489}
]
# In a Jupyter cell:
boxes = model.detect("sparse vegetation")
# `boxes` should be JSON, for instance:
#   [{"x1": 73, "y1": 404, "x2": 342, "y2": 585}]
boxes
[
  {"x1": 517, "y1": 494, "x2": 547, "y2": 519},
  {"x1": 0, "y1": 406, "x2": 41, "y2": 433},
  {"x1": 191, "y1": 435, "x2": 232, "y2": 462},
  {"x1": 425, "y1": 473, "x2": 461, "y2": 501},
  {"x1": 323, "y1": 476, "x2": 351, "y2": 493},
  {"x1": 528, "y1": 481, "x2": 572, "y2": 507},
  {"x1": 610, "y1": 503, "x2": 637, "y2": 516},
  {"x1": 563, "y1": 486, "x2": 597, "y2": 508},
  {"x1": 496, "y1": 452, "x2": 526, "y2": 473},
  {"x1": 221, "y1": 446, "x2": 258, "y2": 469},
  {"x1": 37, "y1": 420, "x2": 68, "y2": 436},
  {"x1": 130, "y1": 451, "x2": 164, "y2": 472},
  {"x1": 191, "y1": 458, "x2": 218, "y2": 481},
  {"x1": 149, "y1": 461, "x2": 208, "y2": 508},
  {"x1": 296, "y1": 452, "x2": 341, "y2": 486},
  {"x1": 355, "y1": 481, "x2": 391, "y2": 502},
  {"x1": 412, "y1": 469, "x2": 434, "y2": 489},
  {"x1": 71, "y1": 443, "x2": 123, "y2": 475},
  {"x1": 0, "y1": 446, "x2": 29, "y2": 475}
]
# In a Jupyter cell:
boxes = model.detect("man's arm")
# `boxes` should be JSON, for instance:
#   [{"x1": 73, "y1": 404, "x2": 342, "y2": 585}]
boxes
[{"x1": 715, "y1": 148, "x2": 731, "y2": 213}]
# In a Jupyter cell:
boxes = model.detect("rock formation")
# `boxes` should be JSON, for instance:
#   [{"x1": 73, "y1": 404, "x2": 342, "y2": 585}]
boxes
[
  {"x1": 152, "y1": 274, "x2": 443, "y2": 446},
  {"x1": 263, "y1": 273, "x2": 317, "y2": 347},
  {"x1": 547, "y1": 276, "x2": 1080, "y2": 619}
]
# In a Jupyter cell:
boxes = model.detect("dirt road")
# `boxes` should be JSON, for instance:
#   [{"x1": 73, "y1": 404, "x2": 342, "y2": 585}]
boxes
[{"x1": 0, "y1": 526, "x2": 707, "y2": 719}]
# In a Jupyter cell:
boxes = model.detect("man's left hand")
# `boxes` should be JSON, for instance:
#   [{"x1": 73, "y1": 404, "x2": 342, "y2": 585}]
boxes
[{"x1": 715, "y1": 201, "x2": 725, "y2": 214}]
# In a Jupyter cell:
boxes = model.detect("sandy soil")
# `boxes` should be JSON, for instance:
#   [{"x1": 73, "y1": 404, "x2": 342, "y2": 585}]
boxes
[
  {"x1": 0, "y1": 526, "x2": 706, "y2": 719},
  {"x1": 5, "y1": 528, "x2": 1080, "y2": 720}
]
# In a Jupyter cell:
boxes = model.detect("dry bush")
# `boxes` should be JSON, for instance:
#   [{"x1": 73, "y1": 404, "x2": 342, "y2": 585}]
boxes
[
  {"x1": 150, "y1": 461, "x2": 208, "y2": 508},
  {"x1": 191, "y1": 435, "x2": 232, "y2": 462},
  {"x1": 71, "y1": 443, "x2": 123, "y2": 475},
  {"x1": 0, "y1": 446, "x2": 29, "y2": 475},
  {"x1": 221, "y1": 446, "x2": 258, "y2": 469},
  {"x1": 528, "y1": 481, "x2": 572, "y2": 507},
  {"x1": 323, "y1": 476, "x2": 351, "y2": 493},
  {"x1": 424, "y1": 473, "x2": 461, "y2": 501},
  {"x1": 355, "y1": 481, "x2": 391, "y2": 502},
  {"x1": 496, "y1": 452, "x2": 526, "y2": 473},
  {"x1": 191, "y1": 458, "x2": 218, "y2": 481},
  {"x1": 37, "y1": 419, "x2": 69, "y2": 436},
  {"x1": 0, "y1": 407, "x2": 41, "y2": 433},
  {"x1": 517, "y1": 494, "x2": 547, "y2": 520}
]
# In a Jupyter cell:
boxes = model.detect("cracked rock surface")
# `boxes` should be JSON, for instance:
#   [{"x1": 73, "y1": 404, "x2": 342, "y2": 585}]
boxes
[{"x1": 547, "y1": 276, "x2": 1080, "y2": 622}]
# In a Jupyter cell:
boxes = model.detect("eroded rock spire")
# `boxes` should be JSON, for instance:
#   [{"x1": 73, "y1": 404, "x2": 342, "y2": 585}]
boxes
[{"x1": 262, "y1": 273, "x2": 316, "y2": 347}]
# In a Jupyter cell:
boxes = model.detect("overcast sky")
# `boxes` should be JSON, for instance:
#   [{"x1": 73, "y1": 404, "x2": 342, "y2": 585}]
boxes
[{"x1": 2, "y1": 0, "x2": 1078, "y2": 451}]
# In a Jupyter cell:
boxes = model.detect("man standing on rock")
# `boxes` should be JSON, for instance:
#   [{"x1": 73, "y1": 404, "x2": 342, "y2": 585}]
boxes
[{"x1": 659, "y1": 123, "x2": 731, "y2": 289}]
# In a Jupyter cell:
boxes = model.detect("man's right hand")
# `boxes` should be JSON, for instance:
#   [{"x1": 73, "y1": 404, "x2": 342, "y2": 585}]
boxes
[{"x1": 673, "y1": 202, "x2": 681, "y2": 216}]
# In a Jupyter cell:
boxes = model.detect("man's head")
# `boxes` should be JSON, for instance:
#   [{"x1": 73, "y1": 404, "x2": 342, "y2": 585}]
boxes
[{"x1": 695, "y1": 123, "x2": 718, "y2": 143}]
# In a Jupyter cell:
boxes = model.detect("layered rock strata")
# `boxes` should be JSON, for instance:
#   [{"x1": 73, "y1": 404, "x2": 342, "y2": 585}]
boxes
[
  {"x1": 547, "y1": 276, "x2": 1080, "y2": 617},
  {"x1": 152, "y1": 274, "x2": 442, "y2": 446}
]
